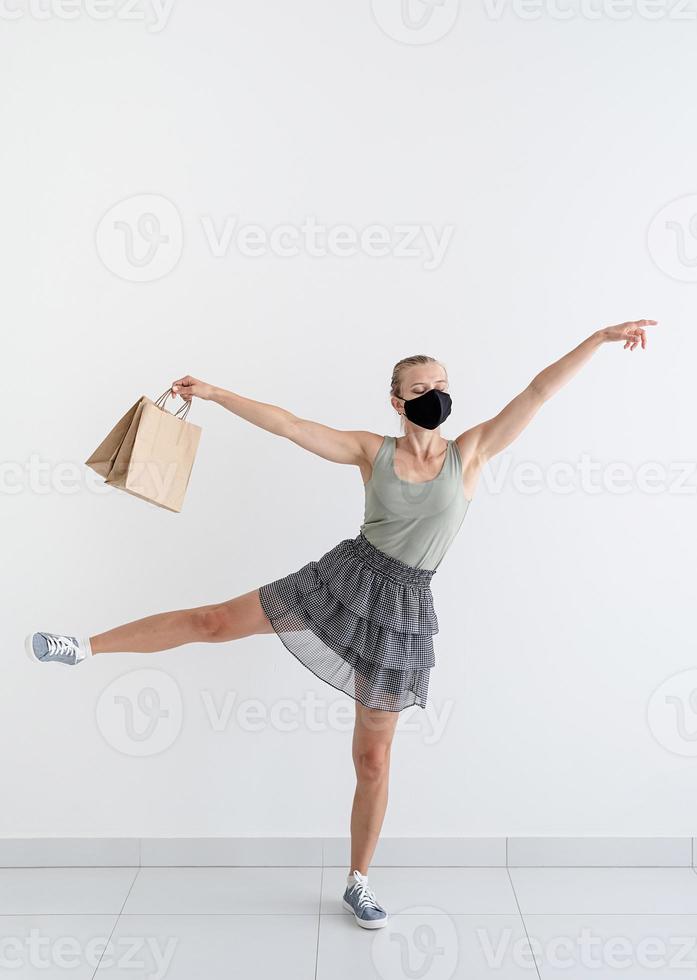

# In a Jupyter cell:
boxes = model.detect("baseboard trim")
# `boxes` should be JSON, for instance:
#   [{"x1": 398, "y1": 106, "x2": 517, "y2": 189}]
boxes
[{"x1": 0, "y1": 837, "x2": 692, "y2": 868}]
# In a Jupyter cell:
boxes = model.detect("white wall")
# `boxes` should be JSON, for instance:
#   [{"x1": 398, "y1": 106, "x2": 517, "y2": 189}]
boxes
[{"x1": 3, "y1": 0, "x2": 697, "y2": 837}]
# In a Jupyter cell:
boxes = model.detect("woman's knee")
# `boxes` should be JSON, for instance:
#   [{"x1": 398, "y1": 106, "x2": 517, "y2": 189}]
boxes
[
  {"x1": 190, "y1": 591, "x2": 273, "y2": 642},
  {"x1": 354, "y1": 744, "x2": 391, "y2": 783}
]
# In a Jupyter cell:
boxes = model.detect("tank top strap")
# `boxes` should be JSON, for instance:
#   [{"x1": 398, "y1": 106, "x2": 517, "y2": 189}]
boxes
[
  {"x1": 448, "y1": 438, "x2": 463, "y2": 476},
  {"x1": 373, "y1": 434, "x2": 393, "y2": 469}
]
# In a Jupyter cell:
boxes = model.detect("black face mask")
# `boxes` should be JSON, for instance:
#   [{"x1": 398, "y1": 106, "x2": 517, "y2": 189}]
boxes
[{"x1": 400, "y1": 388, "x2": 452, "y2": 430}]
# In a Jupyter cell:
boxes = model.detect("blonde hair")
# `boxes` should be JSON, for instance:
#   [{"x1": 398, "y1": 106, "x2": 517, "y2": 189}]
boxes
[{"x1": 390, "y1": 354, "x2": 445, "y2": 432}]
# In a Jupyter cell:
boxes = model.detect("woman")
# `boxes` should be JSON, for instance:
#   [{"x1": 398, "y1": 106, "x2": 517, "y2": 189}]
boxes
[{"x1": 26, "y1": 318, "x2": 655, "y2": 929}]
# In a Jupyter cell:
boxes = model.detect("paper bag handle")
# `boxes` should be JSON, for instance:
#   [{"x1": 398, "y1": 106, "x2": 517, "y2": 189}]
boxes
[{"x1": 154, "y1": 387, "x2": 192, "y2": 421}]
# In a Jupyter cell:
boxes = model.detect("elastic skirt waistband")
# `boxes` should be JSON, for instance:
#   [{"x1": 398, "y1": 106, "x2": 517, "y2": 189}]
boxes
[{"x1": 349, "y1": 531, "x2": 436, "y2": 588}]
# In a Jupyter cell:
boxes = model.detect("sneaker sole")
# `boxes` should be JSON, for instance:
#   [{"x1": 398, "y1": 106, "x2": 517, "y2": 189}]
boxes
[
  {"x1": 24, "y1": 634, "x2": 41, "y2": 663},
  {"x1": 342, "y1": 898, "x2": 388, "y2": 929}
]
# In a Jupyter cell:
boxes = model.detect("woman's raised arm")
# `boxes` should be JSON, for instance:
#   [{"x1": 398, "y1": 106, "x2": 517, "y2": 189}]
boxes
[
  {"x1": 171, "y1": 375, "x2": 376, "y2": 466},
  {"x1": 454, "y1": 319, "x2": 657, "y2": 491}
]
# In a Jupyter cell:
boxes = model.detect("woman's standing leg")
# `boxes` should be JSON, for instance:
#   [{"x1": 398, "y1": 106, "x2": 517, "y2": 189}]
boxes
[
  {"x1": 349, "y1": 702, "x2": 400, "y2": 875},
  {"x1": 90, "y1": 588, "x2": 274, "y2": 654}
]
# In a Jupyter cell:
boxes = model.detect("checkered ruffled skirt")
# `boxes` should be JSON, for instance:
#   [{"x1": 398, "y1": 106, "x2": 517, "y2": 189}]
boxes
[{"x1": 258, "y1": 531, "x2": 438, "y2": 712}]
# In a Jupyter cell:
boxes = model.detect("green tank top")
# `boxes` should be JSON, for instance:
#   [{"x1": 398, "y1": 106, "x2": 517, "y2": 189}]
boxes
[{"x1": 359, "y1": 434, "x2": 470, "y2": 571}]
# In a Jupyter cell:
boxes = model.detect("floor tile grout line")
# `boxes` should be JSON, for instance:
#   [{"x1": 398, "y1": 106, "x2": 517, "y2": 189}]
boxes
[
  {"x1": 7, "y1": 911, "x2": 697, "y2": 918},
  {"x1": 6, "y1": 862, "x2": 697, "y2": 869},
  {"x1": 314, "y1": 846, "x2": 324, "y2": 980},
  {"x1": 90, "y1": 866, "x2": 141, "y2": 980},
  {"x1": 506, "y1": 867, "x2": 543, "y2": 980}
]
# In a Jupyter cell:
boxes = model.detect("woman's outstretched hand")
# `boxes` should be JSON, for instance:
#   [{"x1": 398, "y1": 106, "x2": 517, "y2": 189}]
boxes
[
  {"x1": 601, "y1": 319, "x2": 658, "y2": 351},
  {"x1": 170, "y1": 375, "x2": 215, "y2": 402}
]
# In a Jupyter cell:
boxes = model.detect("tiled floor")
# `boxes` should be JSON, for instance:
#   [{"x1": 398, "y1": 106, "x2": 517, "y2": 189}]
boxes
[{"x1": 2, "y1": 865, "x2": 697, "y2": 978}]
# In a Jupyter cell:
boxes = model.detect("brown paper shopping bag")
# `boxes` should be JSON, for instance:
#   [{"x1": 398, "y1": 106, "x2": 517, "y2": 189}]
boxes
[
  {"x1": 84, "y1": 397, "x2": 143, "y2": 479},
  {"x1": 85, "y1": 389, "x2": 202, "y2": 512}
]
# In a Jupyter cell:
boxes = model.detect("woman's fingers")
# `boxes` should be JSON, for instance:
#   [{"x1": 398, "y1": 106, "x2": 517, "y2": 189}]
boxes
[
  {"x1": 610, "y1": 318, "x2": 658, "y2": 345},
  {"x1": 622, "y1": 323, "x2": 651, "y2": 351},
  {"x1": 630, "y1": 320, "x2": 655, "y2": 349},
  {"x1": 171, "y1": 376, "x2": 197, "y2": 401}
]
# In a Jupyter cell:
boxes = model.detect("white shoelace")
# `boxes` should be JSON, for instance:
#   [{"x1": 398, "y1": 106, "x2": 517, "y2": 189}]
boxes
[
  {"x1": 45, "y1": 635, "x2": 78, "y2": 659},
  {"x1": 349, "y1": 871, "x2": 382, "y2": 911}
]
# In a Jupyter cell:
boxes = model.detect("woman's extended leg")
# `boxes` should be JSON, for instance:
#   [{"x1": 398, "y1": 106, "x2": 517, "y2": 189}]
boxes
[
  {"x1": 90, "y1": 588, "x2": 273, "y2": 654},
  {"x1": 349, "y1": 702, "x2": 399, "y2": 875}
]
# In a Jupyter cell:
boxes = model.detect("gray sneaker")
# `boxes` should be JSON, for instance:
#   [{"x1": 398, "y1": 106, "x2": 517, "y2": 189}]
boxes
[
  {"x1": 25, "y1": 632, "x2": 89, "y2": 666},
  {"x1": 342, "y1": 870, "x2": 388, "y2": 929}
]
